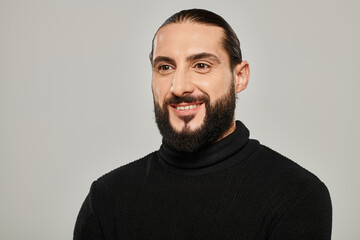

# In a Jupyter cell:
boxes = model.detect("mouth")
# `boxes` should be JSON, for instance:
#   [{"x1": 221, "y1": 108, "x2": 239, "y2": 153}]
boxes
[
  {"x1": 174, "y1": 103, "x2": 201, "y2": 110},
  {"x1": 169, "y1": 102, "x2": 204, "y2": 115}
]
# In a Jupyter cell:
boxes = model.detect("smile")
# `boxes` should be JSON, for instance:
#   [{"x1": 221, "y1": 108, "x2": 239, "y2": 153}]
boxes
[{"x1": 176, "y1": 104, "x2": 201, "y2": 111}]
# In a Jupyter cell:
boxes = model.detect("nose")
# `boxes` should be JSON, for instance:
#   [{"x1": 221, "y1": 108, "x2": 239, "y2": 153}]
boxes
[{"x1": 170, "y1": 68, "x2": 195, "y2": 97}]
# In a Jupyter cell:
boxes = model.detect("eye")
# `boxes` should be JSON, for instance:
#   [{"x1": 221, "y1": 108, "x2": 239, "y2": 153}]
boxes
[
  {"x1": 194, "y1": 62, "x2": 211, "y2": 73},
  {"x1": 194, "y1": 63, "x2": 210, "y2": 69},
  {"x1": 158, "y1": 65, "x2": 173, "y2": 72}
]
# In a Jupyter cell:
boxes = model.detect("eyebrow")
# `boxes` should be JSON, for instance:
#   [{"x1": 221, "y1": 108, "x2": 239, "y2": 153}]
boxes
[
  {"x1": 152, "y1": 56, "x2": 176, "y2": 67},
  {"x1": 186, "y1": 52, "x2": 221, "y2": 64},
  {"x1": 152, "y1": 52, "x2": 221, "y2": 67}
]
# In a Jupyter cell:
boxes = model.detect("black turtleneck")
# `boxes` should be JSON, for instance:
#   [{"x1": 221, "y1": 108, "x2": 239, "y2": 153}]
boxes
[{"x1": 74, "y1": 121, "x2": 332, "y2": 240}]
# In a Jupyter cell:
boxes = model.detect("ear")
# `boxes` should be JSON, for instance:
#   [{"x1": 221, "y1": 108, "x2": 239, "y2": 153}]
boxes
[{"x1": 233, "y1": 60, "x2": 250, "y2": 93}]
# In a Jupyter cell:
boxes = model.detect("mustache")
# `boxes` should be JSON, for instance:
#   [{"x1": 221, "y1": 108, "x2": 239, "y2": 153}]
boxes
[{"x1": 164, "y1": 94, "x2": 210, "y2": 105}]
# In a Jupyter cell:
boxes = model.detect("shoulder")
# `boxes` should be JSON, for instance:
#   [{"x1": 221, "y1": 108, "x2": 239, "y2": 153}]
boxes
[
  {"x1": 91, "y1": 151, "x2": 158, "y2": 194},
  {"x1": 258, "y1": 144, "x2": 322, "y2": 180},
  {"x1": 252, "y1": 143, "x2": 330, "y2": 200},
  {"x1": 255, "y1": 145, "x2": 333, "y2": 237}
]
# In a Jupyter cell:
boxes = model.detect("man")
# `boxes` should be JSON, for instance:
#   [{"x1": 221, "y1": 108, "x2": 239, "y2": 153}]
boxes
[{"x1": 74, "y1": 9, "x2": 332, "y2": 239}]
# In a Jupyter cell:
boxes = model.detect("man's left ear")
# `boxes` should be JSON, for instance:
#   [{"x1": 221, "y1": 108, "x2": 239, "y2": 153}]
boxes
[{"x1": 234, "y1": 60, "x2": 250, "y2": 93}]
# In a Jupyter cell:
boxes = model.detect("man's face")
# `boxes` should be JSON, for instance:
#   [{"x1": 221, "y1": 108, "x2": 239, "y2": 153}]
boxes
[{"x1": 151, "y1": 22, "x2": 245, "y2": 152}]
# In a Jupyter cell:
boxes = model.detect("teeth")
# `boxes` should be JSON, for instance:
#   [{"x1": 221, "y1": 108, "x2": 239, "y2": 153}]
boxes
[{"x1": 176, "y1": 104, "x2": 200, "y2": 111}]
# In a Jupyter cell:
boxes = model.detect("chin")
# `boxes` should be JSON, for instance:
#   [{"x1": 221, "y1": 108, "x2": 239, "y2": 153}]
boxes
[
  {"x1": 185, "y1": 121, "x2": 204, "y2": 132},
  {"x1": 170, "y1": 116, "x2": 205, "y2": 133}
]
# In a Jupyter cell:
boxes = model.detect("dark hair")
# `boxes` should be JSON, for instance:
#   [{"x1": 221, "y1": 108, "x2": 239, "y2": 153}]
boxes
[{"x1": 149, "y1": 9, "x2": 242, "y2": 70}]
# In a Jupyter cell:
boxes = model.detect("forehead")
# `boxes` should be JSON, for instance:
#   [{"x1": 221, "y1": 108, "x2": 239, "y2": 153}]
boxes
[{"x1": 153, "y1": 22, "x2": 227, "y2": 61}]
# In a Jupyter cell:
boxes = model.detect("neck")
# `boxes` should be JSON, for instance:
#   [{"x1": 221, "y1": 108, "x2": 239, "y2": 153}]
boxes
[{"x1": 158, "y1": 120, "x2": 258, "y2": 175}]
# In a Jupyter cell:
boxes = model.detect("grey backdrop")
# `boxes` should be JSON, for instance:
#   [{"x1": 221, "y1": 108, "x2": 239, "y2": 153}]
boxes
[{"x1": 1, "y1": 0, "x2": 359, "y2": 239}]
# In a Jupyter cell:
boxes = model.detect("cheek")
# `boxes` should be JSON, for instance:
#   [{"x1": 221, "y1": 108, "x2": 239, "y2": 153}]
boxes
[
  {"x1": 152, "y1": 78, "x2": 171, "y2": 105},
  {"x1": 193, "y1": 72, "x2": 232, "y2": 100},
  {"x1": 151, "y1": 85, "x2": 160, "y2": 103}
]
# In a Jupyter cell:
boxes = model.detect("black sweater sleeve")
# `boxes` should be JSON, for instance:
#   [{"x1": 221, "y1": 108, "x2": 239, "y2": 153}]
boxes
[{"x1": 269, "y1": 182, "x2": 332, "y2": 239}]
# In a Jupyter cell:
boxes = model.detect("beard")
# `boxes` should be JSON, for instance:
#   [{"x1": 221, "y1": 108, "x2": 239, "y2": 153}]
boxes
[{"x1": 154, "y1": 82, "x2": 236, "y2": 153}]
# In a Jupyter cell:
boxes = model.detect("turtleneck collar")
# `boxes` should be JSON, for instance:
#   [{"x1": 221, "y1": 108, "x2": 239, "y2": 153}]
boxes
[{"x1": 157, "y1": 121, "x2": 259, "y2": 175}]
